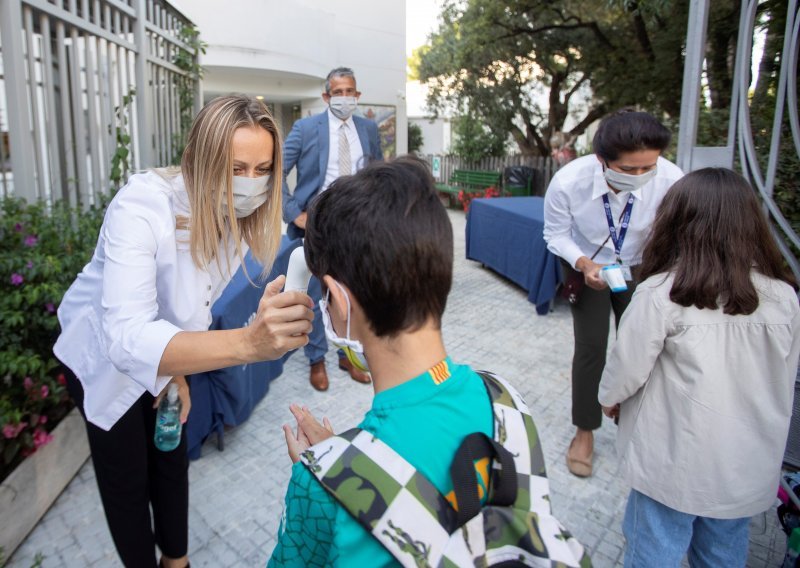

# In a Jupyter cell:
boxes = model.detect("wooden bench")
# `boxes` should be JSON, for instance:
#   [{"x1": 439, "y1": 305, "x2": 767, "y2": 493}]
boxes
[{"x1": 435, "y1": 169, "x2": 502, "y2": 208}]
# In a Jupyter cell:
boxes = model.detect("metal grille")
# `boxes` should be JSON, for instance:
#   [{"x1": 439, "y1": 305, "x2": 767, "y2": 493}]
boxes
[{"x1": 0, "y1": 0, "x2": 200, "y2": 208}]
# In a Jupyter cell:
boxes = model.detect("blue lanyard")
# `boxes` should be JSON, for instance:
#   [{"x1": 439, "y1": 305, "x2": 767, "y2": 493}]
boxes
[{"x1": 602, "y1": 193, "x2": 635, "y2": 263}]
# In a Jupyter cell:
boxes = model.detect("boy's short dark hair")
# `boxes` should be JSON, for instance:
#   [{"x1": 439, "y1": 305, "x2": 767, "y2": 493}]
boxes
[
  {"x1": 592, "y1": 108, "x2": 671, "y2": 162},
  {"x1": 305, "y1": 156, "x2": 453, "y2": 337}
]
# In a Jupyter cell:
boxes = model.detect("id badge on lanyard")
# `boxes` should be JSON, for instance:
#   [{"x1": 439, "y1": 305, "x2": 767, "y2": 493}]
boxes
[{"x1": 602, "y1": 193, "x2": 635, "y2": 281}]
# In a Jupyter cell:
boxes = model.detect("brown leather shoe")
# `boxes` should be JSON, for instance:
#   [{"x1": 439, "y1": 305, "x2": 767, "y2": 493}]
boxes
[
  {"x1": 338, "y1": 356, "x2": 371, "y2": 384},
  {"x1": 309, "y1": 361, "x2": 329, "y2": 391}
]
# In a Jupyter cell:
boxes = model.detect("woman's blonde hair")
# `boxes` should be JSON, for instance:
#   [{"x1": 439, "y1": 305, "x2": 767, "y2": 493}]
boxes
[{"x1": 181, "y1": 94, "x2": 283, "y2": 280}]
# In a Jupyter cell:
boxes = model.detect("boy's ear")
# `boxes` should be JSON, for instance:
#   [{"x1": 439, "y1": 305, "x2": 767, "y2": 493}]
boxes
[{"x1": 322, "y1": 275, "x2": 350, "y2": 321}]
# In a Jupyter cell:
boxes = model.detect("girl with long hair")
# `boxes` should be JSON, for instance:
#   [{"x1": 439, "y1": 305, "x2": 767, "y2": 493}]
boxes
[
  {"x1": 54, "y1": 95, "x2": 314, "y2": 567},
  {"x1": 599, "y1": 167, "x2": 800, "y2": 567}
]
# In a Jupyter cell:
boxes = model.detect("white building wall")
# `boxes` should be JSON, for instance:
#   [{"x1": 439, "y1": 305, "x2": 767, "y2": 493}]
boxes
[
  {"x1": 410, "y1": 117, "x2": 451, "y2": 155},
  {"x1": 175, "y1": 0, "x2": 407, "y2": 154}
]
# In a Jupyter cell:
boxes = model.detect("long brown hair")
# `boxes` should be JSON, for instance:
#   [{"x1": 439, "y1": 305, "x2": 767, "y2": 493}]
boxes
[
  {"x1": 639, "y1": 167, "x2": 795, "y2": 315},
  {"x1": 180, "y1": 95, "x2": 283, "y2": 278}
]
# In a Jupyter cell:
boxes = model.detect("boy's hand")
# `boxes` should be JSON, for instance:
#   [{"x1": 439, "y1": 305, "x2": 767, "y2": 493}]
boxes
[{"x1": 282, "y1": 404, "x2": 334, "y2": 463}]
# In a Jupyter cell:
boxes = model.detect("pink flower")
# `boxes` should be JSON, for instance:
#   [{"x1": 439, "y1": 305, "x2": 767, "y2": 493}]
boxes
[
  {"x1": 39, "y1": 415, "x2": 48, "y2": 425},
  {"x1": 14, "y1": 222, "x2": 23, "y2": 232},
  {"x1": 33, "y1": 428, "x2": 54, "y2": 449},
  {"x1": 2, "y1": 421, "x2": 28, "y2": 439},
  {"x1": 40, "y1": 385, "x2": 50, "y2": 398},
  {"x1": 45, "y1": 302, "x2": 56, "y2": 313},
  {"x1": 23, "y1": 376, "x2": 34, "y2": 390},
  {"x1": 26, "y1": 261, "x2": 33, "y2": 269},
  {"x1": 23, "y1": 235, "x2": 38, "y2": 247},
  {"x1": 10, "y1": 273, "x2": 23, "y2": 286}
]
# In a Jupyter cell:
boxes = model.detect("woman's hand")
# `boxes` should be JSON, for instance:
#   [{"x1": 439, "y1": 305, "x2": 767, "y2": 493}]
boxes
[
  {"x1": 244, "y1": 276, "x2": 315, "y2": 361},
  {"x1": 575, "y1": 257, "x2": 607, "y2": 290},
  {"x1": 282, "y1": 403, "x2": 334, "y2": 463},
  {"x1": 602, "y1": 403, "x2": 620, "y2": 419},
  {"x1": 294, "y1": 212, "x2": 308, "y2": 230},
  {"x1": 152, "y1": 375, "x2": 192, "y2": 424}
]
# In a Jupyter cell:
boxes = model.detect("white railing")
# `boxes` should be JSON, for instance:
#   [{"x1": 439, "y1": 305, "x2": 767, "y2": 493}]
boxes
[{"x1": 0, "y1": 0, "x2": 201, "y2": 208}]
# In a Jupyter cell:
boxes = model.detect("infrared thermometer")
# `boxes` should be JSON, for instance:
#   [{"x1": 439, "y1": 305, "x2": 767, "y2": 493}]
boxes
[{"x1": 284, "y1": 246, "x2": 312, "y2": 293}]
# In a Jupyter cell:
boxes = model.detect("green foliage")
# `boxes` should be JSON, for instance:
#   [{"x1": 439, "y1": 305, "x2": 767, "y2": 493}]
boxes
[
  {"x1": 408, "y1": 122, "x2": 424, "y2": 154},
  {"x1": 171, "y1": 25, "x2": 207, "y2": 164},
  {"x1": 418, "y1": 0, "x2": 702, "y2": 155},
  {"x1": 109, "y1": 87, "x2": 136, "y2": 189},
  {"x1": 0, "y1": 196, "x2": 107, "y2": 481},
  {"x1": 450, "y1": 113, "x2": 507, "y2": 161}
]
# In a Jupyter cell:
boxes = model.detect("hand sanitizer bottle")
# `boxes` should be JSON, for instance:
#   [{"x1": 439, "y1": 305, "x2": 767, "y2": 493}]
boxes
[{"x1": 154, "y1": 383, "x2": 182, "y2": 451}]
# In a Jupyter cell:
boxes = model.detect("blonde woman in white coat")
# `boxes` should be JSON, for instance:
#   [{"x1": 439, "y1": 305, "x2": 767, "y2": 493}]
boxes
[
  {"x1": 599, "y1": 168, "x2": 800, "y2": 567},
  {"x1": 54, "y1": 95, "x2": 314, "y2": 568}
]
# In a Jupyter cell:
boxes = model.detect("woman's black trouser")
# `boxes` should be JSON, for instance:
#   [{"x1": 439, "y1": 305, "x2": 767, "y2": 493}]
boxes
[
  {"x1": 64, "y1": 368, "x2": 188, "y2": 567},
  {"x1": 562, "y1": 261, "x2": 637, "y2": 431}
]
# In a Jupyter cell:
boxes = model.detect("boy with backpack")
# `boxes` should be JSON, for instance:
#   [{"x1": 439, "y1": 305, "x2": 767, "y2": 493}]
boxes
[{"x1": 268, "y1": 157, "x2": 589, "y2": 567}]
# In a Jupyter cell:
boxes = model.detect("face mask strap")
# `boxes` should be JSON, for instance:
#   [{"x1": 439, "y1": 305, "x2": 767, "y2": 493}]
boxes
[{"x1": 327, "y1": 280, "x2": 354, "y2": 339}]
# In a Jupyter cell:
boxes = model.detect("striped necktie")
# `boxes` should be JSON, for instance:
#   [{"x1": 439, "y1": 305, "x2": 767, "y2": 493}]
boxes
[{"x1": 339, "y1": 123, "x2": 351, "y2": 176}]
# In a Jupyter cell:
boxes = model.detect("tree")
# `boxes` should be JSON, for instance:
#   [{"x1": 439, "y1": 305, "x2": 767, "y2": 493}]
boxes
[
  {"x1": 408, "y1": 122, "x2": 424, "y2": 154},
  {"x1": 416, "y1": 0, "x2": 703, "y2": 156},
  {"x1": 450, "y1": 111, "x2": 507, "y2": 161}
]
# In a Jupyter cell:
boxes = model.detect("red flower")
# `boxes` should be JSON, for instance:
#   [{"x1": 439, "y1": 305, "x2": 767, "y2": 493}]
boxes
[
  {"x1": 57, "y1": 373, "x2": 67, "y2": 386},
  {"x1": 2, "y1": 421, "x2": 28, "y2": 439},
  {"x1": 33, "y1": 428, "x2": 54, "y2": 449}
]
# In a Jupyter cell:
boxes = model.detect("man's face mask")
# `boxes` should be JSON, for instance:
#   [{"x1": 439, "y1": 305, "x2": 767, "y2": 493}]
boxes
[
  {"x1": 603, "y1": 164, "x2": 657, "y2": 193},
  {"x1": 328, "y1": 96, "x2": 357, "y2": 121},
  {"x1": 224, "y1": 174, "x2": 270, "y2": 218},
  {"x1": 319, "y1": 281, "x2": 369, "y2": 373}
]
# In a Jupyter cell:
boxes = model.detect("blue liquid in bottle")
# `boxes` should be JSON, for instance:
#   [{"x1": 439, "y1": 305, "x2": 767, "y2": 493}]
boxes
[{"x1": 154, "y1": 383, "x2": 182, "y2": 451}]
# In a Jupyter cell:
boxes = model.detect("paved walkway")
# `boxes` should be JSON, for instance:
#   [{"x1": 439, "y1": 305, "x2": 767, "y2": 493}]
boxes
[{"x1": 8, "y1": 209, "x2": 788, "y2": 567}]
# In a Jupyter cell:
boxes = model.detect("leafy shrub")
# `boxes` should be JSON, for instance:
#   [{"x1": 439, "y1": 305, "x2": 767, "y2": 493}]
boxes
[{"x1": 0, "y1": 196, "x2": 107, "y2": 481}]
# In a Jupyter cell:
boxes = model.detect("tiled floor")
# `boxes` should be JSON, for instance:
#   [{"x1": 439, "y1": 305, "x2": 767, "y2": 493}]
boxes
[{"x1": 7, "y1": 209, "x2": 789, "y2": 567}]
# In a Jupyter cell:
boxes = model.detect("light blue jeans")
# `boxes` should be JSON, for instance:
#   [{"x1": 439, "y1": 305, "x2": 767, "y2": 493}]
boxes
[{"x1": 622, "y1": 489, "x2": 750, "y2": 568}]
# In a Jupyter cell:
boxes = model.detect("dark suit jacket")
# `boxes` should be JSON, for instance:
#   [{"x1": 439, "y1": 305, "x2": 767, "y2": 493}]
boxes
[{"x1": 282, "y1": 110, "x2": 382, "y2": 238}]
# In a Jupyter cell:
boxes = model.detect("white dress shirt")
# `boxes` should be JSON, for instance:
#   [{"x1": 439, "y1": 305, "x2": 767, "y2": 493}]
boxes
[
  {"x1": 321, "y1": 108, "x2": 364, "y2": 192},
  {"x1": 543, "y1": 155, "x2": 683, "y2": 268},
  {"x1": 54, "y1": 171, "x2": 244, "y2": 430},
  {"x1": 599, "y1": 272, "x2": 800, "y2": 518}
]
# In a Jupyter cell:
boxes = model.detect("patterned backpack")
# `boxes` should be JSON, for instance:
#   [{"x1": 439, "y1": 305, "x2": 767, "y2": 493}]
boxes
[{"x1": 299, "y1": 371, "x2": 591, "y2": 567}]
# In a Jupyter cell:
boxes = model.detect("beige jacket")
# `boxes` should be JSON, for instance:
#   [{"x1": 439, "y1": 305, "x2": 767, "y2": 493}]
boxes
[{"x1": 599, "y1": 271, "x2": 800, "y2": 518}]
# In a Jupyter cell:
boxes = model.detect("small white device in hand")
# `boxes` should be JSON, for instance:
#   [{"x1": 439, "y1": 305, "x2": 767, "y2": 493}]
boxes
[
  {"x1": 284, "y1": 246, "x2": 312, "y2": 293},
  {"x1": 601, "y1": 265, "x2": 628, "y2": 293}
]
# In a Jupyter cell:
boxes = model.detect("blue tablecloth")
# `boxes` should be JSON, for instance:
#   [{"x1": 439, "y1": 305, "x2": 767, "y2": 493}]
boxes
[
  {"x1": 186, "y1": 235, "x2": 301, "y2": 459},
  {"x1": 465, "y1": 197, "x2": 561, "y2": 315}
]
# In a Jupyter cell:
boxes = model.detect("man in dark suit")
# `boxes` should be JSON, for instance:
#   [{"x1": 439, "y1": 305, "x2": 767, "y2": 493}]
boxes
[{"x1": 282, "y1": 67, "x2": 383, "y2": 391}]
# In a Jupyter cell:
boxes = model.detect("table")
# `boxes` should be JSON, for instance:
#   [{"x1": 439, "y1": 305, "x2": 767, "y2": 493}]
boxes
[
  {"x1": 186, "y1": 235, "x2": 302, "y2": 459},
  {"x1": 465, "y1": 197, "x2": 561, "y2": 315}
]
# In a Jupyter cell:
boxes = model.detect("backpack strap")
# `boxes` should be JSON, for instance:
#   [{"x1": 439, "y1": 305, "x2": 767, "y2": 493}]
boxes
[
  {"x1": 476, "y1": 370, "x2": 550, "y2": 515},
  {"x1": 300, "y1": 428, "x2": 459, "y2": 568}
]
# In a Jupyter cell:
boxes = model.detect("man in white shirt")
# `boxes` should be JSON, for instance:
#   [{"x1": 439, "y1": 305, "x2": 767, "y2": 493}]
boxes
[
  {"x1": 282, "y1": 67, "x2": 383, "y2": 391},
  {"x1": 543, "y1": 109, "x2": 682, "y2": 477}
]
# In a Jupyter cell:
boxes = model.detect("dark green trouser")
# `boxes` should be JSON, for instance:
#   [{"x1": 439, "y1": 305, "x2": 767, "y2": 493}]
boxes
[{"x1": 562, "y1": 261, "x2": 638, "y2": 431}]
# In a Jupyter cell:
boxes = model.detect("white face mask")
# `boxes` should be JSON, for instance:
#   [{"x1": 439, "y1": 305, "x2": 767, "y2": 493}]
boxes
[
  {"x1": 603, "y1": 165, "x2": 657, "y2": 193},
  {"x1": 224, "y1": 174, "x2": 270, "y2": 218},
  {"x1": 329, "y1": 96, "x2": 358, "y2": 121},
  {"x1": 319, "y1": 282, "x2": 369, "y2": 373}
]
